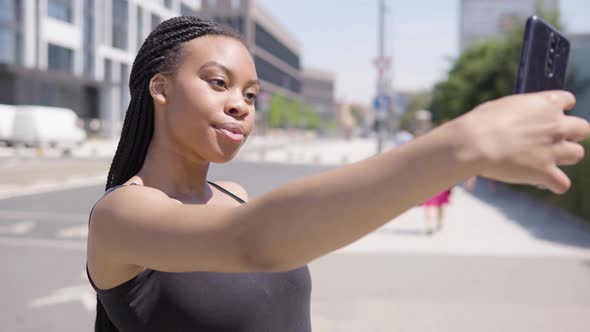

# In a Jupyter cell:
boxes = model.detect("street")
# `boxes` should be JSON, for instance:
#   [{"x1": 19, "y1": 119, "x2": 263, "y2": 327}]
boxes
[{"x1": 1, "y1": 145, "x2": 590, "y2": 331}]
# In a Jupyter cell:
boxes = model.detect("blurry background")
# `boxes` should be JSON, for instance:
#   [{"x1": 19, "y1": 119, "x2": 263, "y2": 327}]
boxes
[{"x1": 1, "y1": 1, "x2": 590, "y2": 331}]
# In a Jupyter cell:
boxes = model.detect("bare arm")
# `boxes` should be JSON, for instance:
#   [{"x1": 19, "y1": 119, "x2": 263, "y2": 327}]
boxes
[{"x1": 89, "y1": 91, "x2": 589, "y2": 274}]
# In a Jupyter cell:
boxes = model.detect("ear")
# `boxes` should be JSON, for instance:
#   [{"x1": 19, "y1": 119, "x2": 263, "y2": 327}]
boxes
[{"x1": 149, "y1": 73, "x2": 168, "y2": 105}]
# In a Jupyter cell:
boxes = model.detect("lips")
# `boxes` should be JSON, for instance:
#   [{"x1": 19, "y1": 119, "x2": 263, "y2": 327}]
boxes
[{"x1": 212, "y1": 123, "x2": 246, "y2": 143}]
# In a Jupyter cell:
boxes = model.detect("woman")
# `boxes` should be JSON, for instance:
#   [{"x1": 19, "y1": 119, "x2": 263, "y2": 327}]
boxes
[
  {"x1": 86, "y1": 16, "x2": 589, "y2": 331},
  {"x1": 421, "y1": 188, "x2": 452, "y2": 235}
]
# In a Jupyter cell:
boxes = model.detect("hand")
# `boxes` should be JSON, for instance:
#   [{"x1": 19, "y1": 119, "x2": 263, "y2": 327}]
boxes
[{"x1": 459, "y1": 90, "x2": 590, "y2": 194}]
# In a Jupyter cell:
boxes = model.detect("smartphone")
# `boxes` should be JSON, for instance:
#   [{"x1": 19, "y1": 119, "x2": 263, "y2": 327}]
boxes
[{"x1": 514, "y1": 16, "x2": 570, "y2": 93}]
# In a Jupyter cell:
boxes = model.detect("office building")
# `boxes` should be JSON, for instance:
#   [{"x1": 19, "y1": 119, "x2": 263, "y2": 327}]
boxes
[
  {"x1": 301, "y1": 68, "x2": 335, "y2": 124},
  {"x1": 195, "y1": 0, "x2": 302, "y2": 104}
]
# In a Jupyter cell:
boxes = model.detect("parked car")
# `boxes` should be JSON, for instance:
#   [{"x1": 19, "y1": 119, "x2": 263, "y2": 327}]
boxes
[
  {"x1": 0, "y1": 104, "x2": 16, "y2": 146},
  {"x1": 8, "y1": 105, "x2": 87, "y2": 154}
]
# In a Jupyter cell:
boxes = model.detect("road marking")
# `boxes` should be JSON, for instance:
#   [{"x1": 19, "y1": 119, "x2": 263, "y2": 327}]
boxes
[
  {"x1": 0, "y1": 221, "x2": 35, "y2": 235},
  {"x1": 0, "y1": 210, "x2": 87, "y2": 222},
  {"x1": 0, "y1": 173, "x2": 106, "y2": 200},
  {"x1": 0, "y1": 236, "x2": 85, "y2": 250},
  {"x1": 56, "y1": 224, "x2": 88, "y2": 239},
  {"x1": 31, "y1": 284, "x2": 96, "y2": 312}
]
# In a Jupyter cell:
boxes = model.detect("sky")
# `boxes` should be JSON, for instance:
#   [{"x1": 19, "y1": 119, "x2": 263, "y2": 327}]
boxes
[{"x1": 257, "y1": 0, "x2": 590, "y2": 106}]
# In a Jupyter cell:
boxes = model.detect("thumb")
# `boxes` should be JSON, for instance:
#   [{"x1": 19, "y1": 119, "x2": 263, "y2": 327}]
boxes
[{"x1": 542, "y1": 166, "x2": 571, "y2": 194}]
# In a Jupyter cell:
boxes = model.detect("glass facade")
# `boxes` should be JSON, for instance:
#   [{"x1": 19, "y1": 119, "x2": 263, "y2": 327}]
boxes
[
  {"x1": 181, "y1": 3, "x2": 194, "y2": 16},
  {"x1": 120, "y1": 63, "x2": 129, "y2": 118},
  {"x1": 136, "y1": 6, "x2": 143, "y2": 50},
  {"x1": 104, "y1": 59, "x2": 112, "y2": 82},
  {"x1": 47, "y1": 44, "x2": 73, "y2": 73},
  {"x1": 83, "y1": 0, "x2": 94, "y2": 77},
  {"x1": 47, "y1": 0, "x2": 73, "y2": 23},
  {"x1": 254, "y1": 55, "x2": 300, "y2": 94},
  {"x1": 0, "y1": 0, "x2": 16, "y2": 22},
  {"x1": 151, "y1": 13, "x2": 161, "y2": 31},
  {"x1": 0, "y1": 0, "x2": 21, "y2": 65},
  {"x1": 254, "y1": 23, "x2": 300, "y2": 70},
  {"x1": 0, "y1": 28, "x2": 15, "y2": 64},
  {"x1": 112, "y1": 0, "x2": 128, "y2": 50},
  {"x1": 213, "y1": 16, "x2": 244, "y2": 33}
]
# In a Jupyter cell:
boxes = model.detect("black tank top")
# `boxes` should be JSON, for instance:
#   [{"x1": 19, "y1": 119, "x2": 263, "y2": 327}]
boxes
[{"x1": 86, "y1": 182, "x2": 312, "y2": 332}]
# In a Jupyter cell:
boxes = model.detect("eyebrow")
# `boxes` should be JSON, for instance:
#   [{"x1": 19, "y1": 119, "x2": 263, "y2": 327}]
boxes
[{"x1": 199, "y1": 61, "x2": 260, "y2": 87}]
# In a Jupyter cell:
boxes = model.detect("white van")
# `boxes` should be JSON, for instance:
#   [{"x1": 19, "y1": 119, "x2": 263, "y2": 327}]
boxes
[
  {"x1": 0, "y1": 104, "x2": 16, "y2": 146},
  {"x1": 10, "y1": 105, "x2": 87, "y2": 153}
]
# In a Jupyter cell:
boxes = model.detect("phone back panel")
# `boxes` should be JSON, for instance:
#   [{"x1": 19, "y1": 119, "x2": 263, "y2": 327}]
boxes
[{"x1": 515, "y1": 16, "x2": 570, "y2": 93}]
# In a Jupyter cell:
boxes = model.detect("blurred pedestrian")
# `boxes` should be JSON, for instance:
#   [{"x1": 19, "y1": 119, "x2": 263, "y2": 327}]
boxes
[
  {"x1": 85, "y1": 16, "x2": 590, "y2": 332},
  {"x1": 421, "y1": 188, "x2": 452, "y2": 235}
]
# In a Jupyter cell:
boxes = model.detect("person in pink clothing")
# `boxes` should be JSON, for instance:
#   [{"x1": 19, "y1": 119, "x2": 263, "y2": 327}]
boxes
[
  {"x1": 414, "y1": 122, "x2": 452, "y2": 235},
  {"x1": 421, "y1": 189, "x2": 452, "y2": 235}
]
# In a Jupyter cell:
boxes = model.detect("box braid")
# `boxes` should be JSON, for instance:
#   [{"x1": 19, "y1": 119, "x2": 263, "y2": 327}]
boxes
[{"x1": 96, "y1": 16, "x2": 242, "y2": 332}]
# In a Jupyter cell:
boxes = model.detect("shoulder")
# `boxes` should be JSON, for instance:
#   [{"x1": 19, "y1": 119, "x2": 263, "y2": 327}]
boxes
[
  {"x1": 214, "y1": 181, "x2": 249, "y2": 202},
  {"x1": 90, "y1": 184, "x2": 175, "y2": 230}
]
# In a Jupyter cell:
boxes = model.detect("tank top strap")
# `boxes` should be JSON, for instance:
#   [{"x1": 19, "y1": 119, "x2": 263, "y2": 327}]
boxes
[{"x1": 207, "y1": 181, "x2": 246, "y2": 204}]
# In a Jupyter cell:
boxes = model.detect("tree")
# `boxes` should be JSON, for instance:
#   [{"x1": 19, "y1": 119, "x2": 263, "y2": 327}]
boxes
[
  {"x1": 400, "y1": 91, "x2": 432, "y2": 131},
  {"x1": 430, "y1": 9, "x2": 564, "y2": 124},
  {"x1": 265, "y1": 93, "x2": 323, "y2": 130},
  {"x1": 267, "y1": 94, "x2": 287, "y2": 128}
]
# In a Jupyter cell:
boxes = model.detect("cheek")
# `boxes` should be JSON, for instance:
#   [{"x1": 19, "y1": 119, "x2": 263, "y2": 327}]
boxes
[{"x1": 162, "y1": 88, "x2": 208, "y2": 142}]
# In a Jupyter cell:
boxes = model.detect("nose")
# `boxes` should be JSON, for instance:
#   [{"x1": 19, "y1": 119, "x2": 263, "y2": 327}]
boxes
[{"x1": 224, "y1": 90, "x2": 250, "y2": 119}]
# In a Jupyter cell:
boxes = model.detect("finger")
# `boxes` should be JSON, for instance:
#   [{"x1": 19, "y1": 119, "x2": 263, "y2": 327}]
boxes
[
  {"x1": 553, "y1": 141, "x2": 585, "y2": 166},
  {"x1": 537, "y1": 90, "x2": 577, "y2": 111},
  {"x1": 561, "y1": 116, "x2": 590, "y2": 142},
  {"x1": 541, "y1": 166, "x2": 571, "y2": 194}
]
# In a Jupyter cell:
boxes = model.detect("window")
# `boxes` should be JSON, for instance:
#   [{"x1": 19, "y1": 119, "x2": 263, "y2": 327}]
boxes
[
  {"x1": 164, "y1": 0, "x2": 173, "y2": 9},
  {"x1": 136, "y1": 6, "x2": 143, "y2": 50},
  {"x1": 48, "y1": 0, "x2": 73, "y2": 23},
  {"x1": 120, "y1": 63, "x2": 129, "y2": 117},
  {"x1": 180, "y1": 3, "x2": 194, "y2": 16},
  {"x1": 151, "y1": 14, "x2": 161, "y2": 31},
  {"x1": 0, "y1": 0, "x2": 17, "y2": 24},
  {"x1": 112, "y1": 0, "x2": 128, "y2": 50},
  {"x1": 104, "y1": 59, "x2": 112, "y2": 82},
  {"x1": 255, "y1": 23, "x2": 300, "y2": 70},
  {"x1": 84, "y1": 0, "x2": 94, "y2": 76},
  {"x1": 0, "y1": 28, "x2": 15, "y2": 64},
  {"x1": 47, "y1": 44, "x2": 73, "y2": 73},
  {"x1": 254, "y1": 55, "x2": 301, "y2": 93}
]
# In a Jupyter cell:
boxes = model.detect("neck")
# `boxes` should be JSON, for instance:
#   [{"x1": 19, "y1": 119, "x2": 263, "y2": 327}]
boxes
[{"x1": 136, "y1": 134, "x2": 212, "y2": 204}]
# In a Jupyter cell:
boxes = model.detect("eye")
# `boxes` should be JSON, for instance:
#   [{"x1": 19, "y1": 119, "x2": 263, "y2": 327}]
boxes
[
  {"x1": 244, "y1": 92, "x2": 257, "y2": 103},
  {"x1": 209, "y1": 79, "x2": 226, "y2": 89}
]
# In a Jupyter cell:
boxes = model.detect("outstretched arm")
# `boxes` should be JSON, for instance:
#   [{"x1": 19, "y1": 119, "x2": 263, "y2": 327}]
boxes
[{"x1": 90, "y1": 91, "x2": 589, "y2": 275}]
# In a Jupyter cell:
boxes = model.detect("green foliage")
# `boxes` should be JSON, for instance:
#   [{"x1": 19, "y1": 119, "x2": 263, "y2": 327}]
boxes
[
  {"x1": 430, "y1": 9, "x2": 564, "y2": 124},
  {"x1": 512, "y1": 139, "x2": 590, "y2": 220},
  {"x1": 400, "y1": 91, "x2": 432, "y2": 131},
  {"x1": 430, "y1": 8, "x2": 590, "y2": 221},
  {"x1": 265, "y1": 93, "x2": 323, "y2": 130},
  {"x1": 267, "y1": 94, "x2": 287, "y2": 128}
]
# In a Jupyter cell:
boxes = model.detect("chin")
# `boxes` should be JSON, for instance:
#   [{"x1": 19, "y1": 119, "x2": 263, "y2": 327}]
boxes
[{"x1": 210, "y1": 145, "x2": 241, "y2": 163}]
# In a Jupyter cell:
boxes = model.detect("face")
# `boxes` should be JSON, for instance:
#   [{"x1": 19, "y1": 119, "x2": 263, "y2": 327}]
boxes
[{"x1": 152, "y1": 35, "x2": 259, "y2": 163}]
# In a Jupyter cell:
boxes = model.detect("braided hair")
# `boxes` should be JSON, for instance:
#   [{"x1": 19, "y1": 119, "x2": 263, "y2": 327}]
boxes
[{"x1": 96, "y1": 16, "x2": 242, "y2": 331}]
